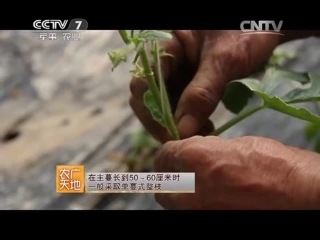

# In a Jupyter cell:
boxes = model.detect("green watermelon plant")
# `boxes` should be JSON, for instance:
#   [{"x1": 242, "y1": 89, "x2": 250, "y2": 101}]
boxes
[{"x1": 108, "y1": 30, "x2": 320, "y2": 141}]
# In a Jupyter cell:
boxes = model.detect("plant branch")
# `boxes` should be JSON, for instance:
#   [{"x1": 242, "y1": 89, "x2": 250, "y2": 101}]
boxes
[
  {"x1": 212, "y1": 105, "x2": 265, "y2": 136},
  {"x1": 139, "y1": 44, "x2": 161, "y2": 109},
  {"x1": 154, "y1": 41, "x2": 180, "y2": 140},
  {"x1": 118, "y1": 30, "x2": 130, "y2": 44}
]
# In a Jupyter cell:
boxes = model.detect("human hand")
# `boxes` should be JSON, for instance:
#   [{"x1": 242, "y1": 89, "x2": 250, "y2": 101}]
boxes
[
  {"x1": 154, "y1": 136, "x2": 320, "y2": 209},
  {"x1": 129, "y1": 30, "x2": 281, "y2": 142}
]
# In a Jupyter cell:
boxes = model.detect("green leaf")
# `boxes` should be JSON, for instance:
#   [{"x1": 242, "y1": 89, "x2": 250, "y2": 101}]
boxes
[
  {"x1": 222, "y1": 68, "x2": 309, "y2": 114},
  {"x1": 266, "y1": 67, "x2": 309, "y2": 84},
  {"x1": 258, "y1": 67, "x2": 309, "y2": 93},
  {"x1": 139, "y1": 30, "x2": 173, "y2": 41},
  {"x1": 224, "y1": 79, "x2": 320, "y2": 123},
  {"x1": 268, "y1": 50, "x2": 298, "y2": 67},
  {"x1": 221, "y1": 79, "x2": 254, "y2": 114},
  {"x1": 259, "y1": 93, "x2": 320, "y2": 123},
  {"x1": 130, "y1": 37, "x2": 143, "y2": 48},
  {"x1": 108, "y1": 49, "x2": 128, "y2": 71},
  {"x1": 107, "y1": 44, "x2": 135, "y2": 71},
  {"x1": 143, "y1": 90, "x2": 166, "y2": 128},
  {"x1": 222, "y1": 68, "x2": 320, "y2": 124},
  {"x1": 284, "y1": 73, "x2": 320, "y2": 103}
]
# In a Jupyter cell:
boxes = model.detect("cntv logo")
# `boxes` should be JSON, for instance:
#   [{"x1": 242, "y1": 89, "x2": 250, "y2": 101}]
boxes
[{"x1": 240, "y1": 20, "x2": 284, "y2": 35}]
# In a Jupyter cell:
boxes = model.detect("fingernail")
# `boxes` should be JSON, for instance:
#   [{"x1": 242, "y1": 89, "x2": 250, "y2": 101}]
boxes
[{"x1": 178, "y1": 114, "x2": 199, "y2": 139}]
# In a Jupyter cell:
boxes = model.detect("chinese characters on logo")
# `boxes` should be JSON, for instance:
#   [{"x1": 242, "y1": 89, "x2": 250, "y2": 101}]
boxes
[
  {"x1": 56, "y1": 165, "x2": 85, "y2": 193},
  {"x1": 38, "y1": 32, "x2": 81, "y2": 41}
]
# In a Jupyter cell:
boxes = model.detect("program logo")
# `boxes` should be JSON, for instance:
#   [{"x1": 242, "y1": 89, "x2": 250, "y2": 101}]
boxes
[{"x1": 240, "y1": 20, "x2": 284, "y2": 35}]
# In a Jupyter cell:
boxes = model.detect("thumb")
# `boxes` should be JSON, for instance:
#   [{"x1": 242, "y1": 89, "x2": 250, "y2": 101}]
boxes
[{"x1": 175, "y1": 57, "x2": 227, "y2": 139}]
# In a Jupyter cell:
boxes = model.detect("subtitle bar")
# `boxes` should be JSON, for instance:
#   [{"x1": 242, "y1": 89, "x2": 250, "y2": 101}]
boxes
[{"x1": 85, "y1": 172, "x2": 195, "y2": 193}]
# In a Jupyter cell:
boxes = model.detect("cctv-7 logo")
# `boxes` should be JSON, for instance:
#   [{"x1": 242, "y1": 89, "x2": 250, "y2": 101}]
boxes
[{"x1": 75, "y1": 21, "x2": 82, "y2": 30}]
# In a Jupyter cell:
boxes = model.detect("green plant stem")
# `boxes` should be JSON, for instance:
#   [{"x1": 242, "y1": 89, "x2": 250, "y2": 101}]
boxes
[
  {"x1": 139, "y1": 45, "x2": 161, "y2": 109},
  {"x1": 154, "y1": 41, "x2": 180, "y2": 140},
  {"x1": 212, "y1": 105, "x2": 265, "y2": 136},
  {"x1": 118, "y1": 30, "x2": 130, "y2": 44}
]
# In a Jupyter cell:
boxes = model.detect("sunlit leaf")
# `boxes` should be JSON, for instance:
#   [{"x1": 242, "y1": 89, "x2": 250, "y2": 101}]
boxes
[
  {"x1": 108, "y1": 49, "x2": 128, "y2": 71},
  {"x1": 139, "y1": 30, "x2": 173, "y2": 41},
  {"x1": 107, "y1": 44, "x2": 135, "y2": 71}
]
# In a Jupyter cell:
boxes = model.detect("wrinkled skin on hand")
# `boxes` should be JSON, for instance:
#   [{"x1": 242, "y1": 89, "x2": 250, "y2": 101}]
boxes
[
  {"x1": 154, "y1": 136, "x2": 320, "y2": 210},
  {"x1": 129, "y1": 30, "x2": 280, "y2": 142}
]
